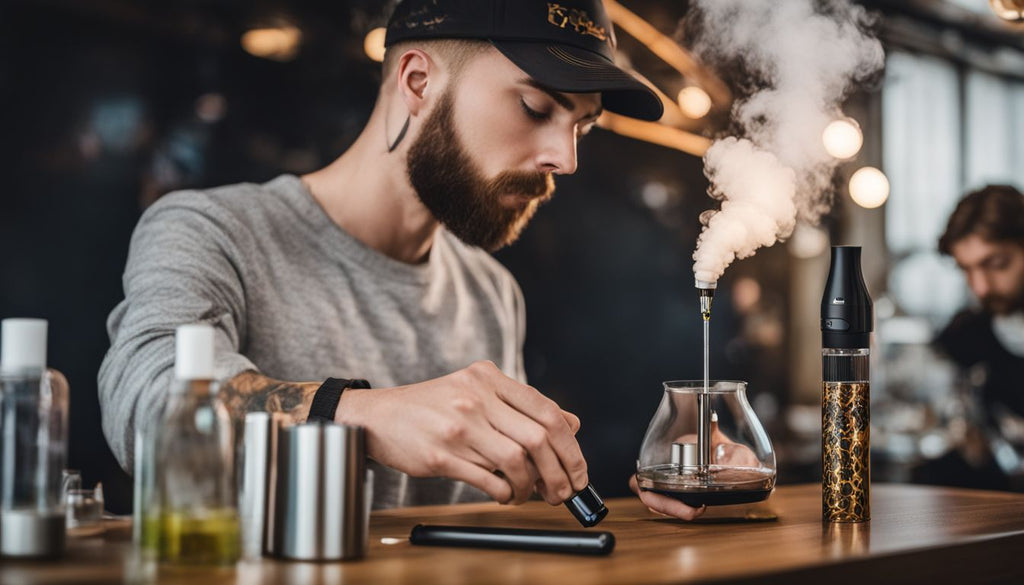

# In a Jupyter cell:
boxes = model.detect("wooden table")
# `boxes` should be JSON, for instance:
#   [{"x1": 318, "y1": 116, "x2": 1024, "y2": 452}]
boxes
[{"x1": 3, "y1": 483, "x2": 1023, "y2": 584}]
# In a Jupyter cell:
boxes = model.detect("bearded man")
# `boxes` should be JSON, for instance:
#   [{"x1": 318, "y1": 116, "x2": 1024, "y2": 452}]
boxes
[
  {"x1": 99, "y1": 0, "x2": 706, "y2": 520},
  {"x1": 937, "y1": 185, "x2": 1024, "y2": 419},
  {"x1": 924, "y1": 184, "x2": 1024, "y2": 490}
]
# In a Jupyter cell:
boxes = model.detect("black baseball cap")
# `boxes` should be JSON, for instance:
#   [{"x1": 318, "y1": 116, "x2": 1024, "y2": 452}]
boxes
[{"x1": 385, "y1": 0, "x2": 664, "y2": 121}]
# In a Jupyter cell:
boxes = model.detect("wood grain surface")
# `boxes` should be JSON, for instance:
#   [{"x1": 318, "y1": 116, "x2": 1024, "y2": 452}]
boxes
[{"x1": 2, "y1": 483, "x2": 1023, "y2": 584}]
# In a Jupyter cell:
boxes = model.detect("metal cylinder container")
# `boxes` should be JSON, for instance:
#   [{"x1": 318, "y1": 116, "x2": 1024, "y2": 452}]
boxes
[{"x1": 269, "y1": 422, "x2": 367, "y2": 561}]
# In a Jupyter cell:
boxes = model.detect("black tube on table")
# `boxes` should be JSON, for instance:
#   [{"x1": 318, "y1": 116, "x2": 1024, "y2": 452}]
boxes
[{"x1": 409, "y1": 525, "x2": 615, "y2": 556}]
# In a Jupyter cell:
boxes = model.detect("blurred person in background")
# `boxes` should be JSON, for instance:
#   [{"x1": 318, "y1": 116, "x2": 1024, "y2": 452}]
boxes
[{"x1": 925, "y1": 185, "x2": 1024, "y2": 490}]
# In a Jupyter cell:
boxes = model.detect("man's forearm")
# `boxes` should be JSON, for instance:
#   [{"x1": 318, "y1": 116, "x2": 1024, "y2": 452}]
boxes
[{"x1": 218, "y1": 370, "x2": 320, "y2": 423}]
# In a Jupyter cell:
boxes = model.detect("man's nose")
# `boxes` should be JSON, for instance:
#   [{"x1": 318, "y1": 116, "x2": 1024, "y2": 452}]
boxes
[
  {"x1": 535, "y1": 129, "x2": 578, "y2": 176},
  {"x1": 969, "y1": 271, "x2": 991, "y2": 300}
]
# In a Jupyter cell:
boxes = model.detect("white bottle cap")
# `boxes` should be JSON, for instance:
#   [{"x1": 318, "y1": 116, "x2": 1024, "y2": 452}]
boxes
[
  {"x1": 175, "y1": 324, "x2": 215, "y2": 380},
  {"x1": 1, "y1": 318, "x2": 48, "y2": 373}
]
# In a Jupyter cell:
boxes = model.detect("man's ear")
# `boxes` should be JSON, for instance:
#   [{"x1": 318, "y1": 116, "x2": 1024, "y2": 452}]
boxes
[{"x1": 394, "y1": 48, "x2": 434, "y2": 117}]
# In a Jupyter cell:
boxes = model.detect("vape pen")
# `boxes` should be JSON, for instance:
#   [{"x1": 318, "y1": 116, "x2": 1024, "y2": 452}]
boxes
[{"x1": 820, "y1": 246, "x2": 872, "y2": 523}]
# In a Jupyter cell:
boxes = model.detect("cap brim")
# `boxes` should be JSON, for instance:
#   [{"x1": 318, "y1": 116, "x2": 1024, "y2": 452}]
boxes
[{"x1": 492, "y1": 41, "x2": 664, "y2": 122}]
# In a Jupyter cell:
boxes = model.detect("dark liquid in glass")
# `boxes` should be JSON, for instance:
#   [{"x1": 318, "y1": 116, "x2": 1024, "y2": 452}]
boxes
[
  {"x1": 646, "y1": 486, "x2": 772, "y2": 507},
  {"x1": 637, "y1": 466, "x2": 775, "y2": 507}
]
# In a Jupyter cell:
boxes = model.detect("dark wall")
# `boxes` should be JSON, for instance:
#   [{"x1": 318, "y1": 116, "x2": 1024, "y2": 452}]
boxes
[{"x1": 0, "y1": 0, "x2": 742, "y2": 512}]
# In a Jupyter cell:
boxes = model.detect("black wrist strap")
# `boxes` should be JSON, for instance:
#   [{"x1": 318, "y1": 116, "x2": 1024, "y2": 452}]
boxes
[{"x1": 307, "y1": 377, "x2": 371, "y2": 424}]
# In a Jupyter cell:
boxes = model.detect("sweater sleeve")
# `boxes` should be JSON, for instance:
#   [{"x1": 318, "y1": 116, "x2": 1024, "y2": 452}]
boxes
[{"x1": 98, "y1": 191, "x2": 258, "y2": 472}]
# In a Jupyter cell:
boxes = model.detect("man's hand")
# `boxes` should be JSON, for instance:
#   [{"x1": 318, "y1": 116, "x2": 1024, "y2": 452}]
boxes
[
  {"x1": 337, "y1": 360, "x2": 588, "y2": 506},
  {"x1": 629, "y1": 474, "x2": 705, "y2": 520},
  {"x1": 629, "y1": 428, "x2": 761, "y2": 521}
]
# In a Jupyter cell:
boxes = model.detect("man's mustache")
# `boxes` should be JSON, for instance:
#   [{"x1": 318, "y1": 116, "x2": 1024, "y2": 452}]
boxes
[
  {"x1": 488, "y1": 172, "x2": 554, "y2": 199},
  {"x1": 982, "y1": 294, "x2": 1021, "y2": 314}
]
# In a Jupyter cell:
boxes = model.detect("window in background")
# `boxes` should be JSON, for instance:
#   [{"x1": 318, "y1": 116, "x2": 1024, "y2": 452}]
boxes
[
  {"x1": 883, "y1": 50, "x2": 1024, "y2": 324},
  {"x1": 882, "y1": 50, "x2": 966, "y2": 323},
  {"x1": 965, "y1": 70, "x2": 1024, "y2": 190}
]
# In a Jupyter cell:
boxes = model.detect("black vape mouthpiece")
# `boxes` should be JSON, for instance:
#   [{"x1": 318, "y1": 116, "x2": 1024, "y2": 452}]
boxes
[
  {"x1": 821, "y1": 246, "x2": 873, "y2": 349},
  {"x1": 564, "y1": 483, "x2": 608, "y2": 527}
]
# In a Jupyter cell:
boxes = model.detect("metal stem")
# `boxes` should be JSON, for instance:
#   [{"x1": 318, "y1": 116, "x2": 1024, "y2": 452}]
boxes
[{"x1": 698, "y1": 288, "x2": 714, "y2": 477}]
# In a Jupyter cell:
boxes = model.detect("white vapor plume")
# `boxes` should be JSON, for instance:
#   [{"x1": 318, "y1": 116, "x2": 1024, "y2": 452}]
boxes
[{"x1": 689, "y1": 0, "x2": 884, "y2": 284}]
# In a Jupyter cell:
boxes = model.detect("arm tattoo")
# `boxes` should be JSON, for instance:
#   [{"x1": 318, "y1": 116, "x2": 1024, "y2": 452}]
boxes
[{"x1": 219, "y1": 370, "x2": 320, "y2": 424}]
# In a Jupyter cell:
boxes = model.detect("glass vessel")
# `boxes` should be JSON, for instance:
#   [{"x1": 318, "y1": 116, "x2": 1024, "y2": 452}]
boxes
[
  {"x1": 636, "y1": 380, "x2": 776, "y2": 507},
  {"x1": 146, "y1": 378, "x2": 239, "y2": 565},
  {"x1": 142, "y1": 324, "x2": 239, "y2": 565},
  {"x1": 0, "y1": 318, "x2": 69, "y2": 558}
]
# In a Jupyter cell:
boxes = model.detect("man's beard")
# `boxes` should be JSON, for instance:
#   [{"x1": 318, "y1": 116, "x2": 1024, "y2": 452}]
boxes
[
  {"x1": 982, "y1": 293, "x2": 1024, "y2": 315},
  {"x1": 406, "y1": 90, "x2": 554, "y2": 252}
]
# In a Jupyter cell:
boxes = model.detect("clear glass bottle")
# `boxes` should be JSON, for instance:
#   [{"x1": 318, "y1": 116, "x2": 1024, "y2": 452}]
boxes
[
  {"x1": 0, "y1": 318, "x2": 69, "y2": 558},
  {"x1": 132, "y1": 402, "x2": 162, "y2": 552},
  {"x1": 143, "y1": 324, "x2": 239, "y2": 565}
]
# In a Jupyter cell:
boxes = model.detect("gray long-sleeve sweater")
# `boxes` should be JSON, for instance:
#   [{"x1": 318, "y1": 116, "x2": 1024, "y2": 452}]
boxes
[{"x1": 99, "y1": 174, "x2": 526, "y2": 508}]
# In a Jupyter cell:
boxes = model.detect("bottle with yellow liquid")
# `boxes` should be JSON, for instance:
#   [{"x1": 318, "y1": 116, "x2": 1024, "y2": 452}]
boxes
[{"x1": 143, "y1": 324, "x2": 240, "y2": 565}]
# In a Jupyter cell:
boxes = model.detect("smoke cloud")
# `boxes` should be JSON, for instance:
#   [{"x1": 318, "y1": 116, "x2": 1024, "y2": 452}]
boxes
[{"x1": 688, "y1": 0, "x2": 885, "y2": 284}]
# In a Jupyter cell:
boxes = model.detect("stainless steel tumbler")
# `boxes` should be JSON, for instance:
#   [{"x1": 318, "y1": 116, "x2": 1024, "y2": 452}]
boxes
[
  {"x1": 269, "y1": 422, "x2": 367, "y2": 561},
  {"x1": 239, "y1": 412, "x2": 276, "y2": 559}
]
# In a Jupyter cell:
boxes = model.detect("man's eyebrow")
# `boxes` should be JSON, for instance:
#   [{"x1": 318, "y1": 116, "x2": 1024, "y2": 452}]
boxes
[
  {"x1": 519, "y1": 78, "x2": 603, "y2": 120},
  {"x1": 981, "y1": 252, "x2": 1006, "y2": 265}
]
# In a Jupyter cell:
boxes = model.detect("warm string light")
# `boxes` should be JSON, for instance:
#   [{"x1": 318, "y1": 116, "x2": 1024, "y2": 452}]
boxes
[
  {"x1": 848, "y1": 167, "x2": 890, "y2": 208},
  {"x1": 241, "y1": 26, "x2": 302, "y2": 62},
  {"x1": 364, "y1": 27, "x2": 387, "y2": 62},
  {"x1": 789, "y1": 223, "x2": 830, "y2": 258},
  {"x1": 677, "y1": 87, "x2": 712, "y2": 119},
  {"x1": 822, "y1": 118, "x2": 863, "y2": 159}
]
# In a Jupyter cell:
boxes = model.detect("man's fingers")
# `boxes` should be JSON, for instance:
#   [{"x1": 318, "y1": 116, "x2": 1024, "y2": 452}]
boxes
[
  {"x1": 485, "y1": 401, "x2": 576, "y2": 505},
  {"x1": 637, "y1": 489, "x2": 705, "y2": 521},
  {"x1": 439, "y1": 456, "x2": 515, "y2": 504},
  {"x1": 629, "y1": 474, "x2": 705, "y2": 521},
  {"x1": 490, "y1": 378, "x2": 588, "y2": 491},
  {"x1": 562, "y1": 410, "x2": 581, "y2": 434},
  {"x1": 465, "y1": 431, "x2": 539, "y2": 505}
]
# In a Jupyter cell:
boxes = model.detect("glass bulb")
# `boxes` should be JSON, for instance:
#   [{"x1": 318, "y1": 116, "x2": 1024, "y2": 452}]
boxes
[
  {"x1": 789, "y1": 223, "x2": 830, "y2": 259},
  {"x1": 241, "y1": 26, "x2": 302, "y2": 62},
  {"x1": 822, "y1": 118, "x2": 863, "y2": 159},
  {"x1": 677, "y1": 87, "x2": 712, "y2": 119},
  {"x1": 364, "y1": 27, "x2": 387, "y2": 62},
  {"x1": 848, "y1": 167, "x2": 890, "y2": 209}
]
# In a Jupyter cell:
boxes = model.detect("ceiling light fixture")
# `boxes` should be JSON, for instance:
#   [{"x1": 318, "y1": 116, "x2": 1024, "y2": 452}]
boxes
[{"x1": 242, "y1": 25, "x2": 302, "y2": 62}]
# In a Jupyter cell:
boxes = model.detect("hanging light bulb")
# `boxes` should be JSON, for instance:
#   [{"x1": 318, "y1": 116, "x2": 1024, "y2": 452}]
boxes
[
  {"x1": 677, "y1": 86, "x2": 712, "y2": 119},
  {"x1": 848, "y1": 167, "x2": 890, "y2": 209},
  {"x1": 364, "y1": 27, "x2": 387, "y2": 62},
  {"x1": 241, "y1": 26, "x2": 302, "y2": 62},
  {"x1": 789, "y1": 223, "x2": 830, "y2": 259},
  {"x1": 989, "y1": 0, "x2": 1024, "y2": 23},
  {"x1": 822, "y1": 118, "x2": 863, "y2": 160}
]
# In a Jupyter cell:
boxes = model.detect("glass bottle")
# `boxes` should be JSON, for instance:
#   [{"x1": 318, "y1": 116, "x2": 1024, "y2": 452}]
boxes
[
  {"x1": 133, "y1": 402, "x2": 162, "y2": 553},
  {"x1": 0, "y1": 318, "x2": 69, "y2": 558},
  {"x1": 144, "y1": 324, "x2": 239, "y2": 565}
]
